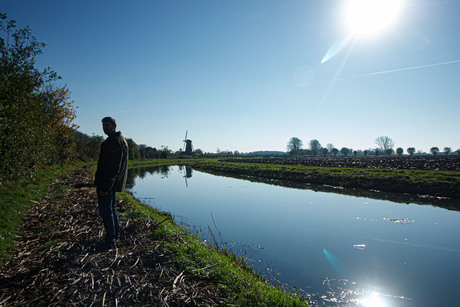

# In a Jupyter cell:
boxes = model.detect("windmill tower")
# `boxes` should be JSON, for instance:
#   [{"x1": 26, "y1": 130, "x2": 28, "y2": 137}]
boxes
[{"x1": 183, "y1": 130, "x2": 193, "y2": 154}]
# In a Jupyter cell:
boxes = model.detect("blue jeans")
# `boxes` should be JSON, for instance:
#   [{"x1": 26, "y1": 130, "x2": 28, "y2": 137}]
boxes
[{"x1": 98, "y1": 191, "x2": 120, "y2": 245}]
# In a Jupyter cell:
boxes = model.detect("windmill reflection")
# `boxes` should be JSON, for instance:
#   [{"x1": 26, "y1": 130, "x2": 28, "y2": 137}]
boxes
[{"x1": 179, "y1": 165, "x2": 193, "y2": 187}]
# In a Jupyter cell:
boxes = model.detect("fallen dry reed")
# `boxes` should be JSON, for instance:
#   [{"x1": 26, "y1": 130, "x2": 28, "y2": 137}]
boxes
[{"x1": 0, "y1": 165, "x2": 224, "y2": 306}]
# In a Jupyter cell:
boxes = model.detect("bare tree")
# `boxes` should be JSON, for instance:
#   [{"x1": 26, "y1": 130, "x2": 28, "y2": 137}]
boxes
[{"x1": 375, "y1": 136, "x2": 394, "y2": 153}]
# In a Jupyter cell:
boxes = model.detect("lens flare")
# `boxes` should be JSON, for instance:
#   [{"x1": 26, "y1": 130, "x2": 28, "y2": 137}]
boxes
[
  {"x1": 322, "y1": 248, "x2": 349, "y2": 277},
  {"x1": 321, "y1": 35, "x2": 353, "y2": 64}
]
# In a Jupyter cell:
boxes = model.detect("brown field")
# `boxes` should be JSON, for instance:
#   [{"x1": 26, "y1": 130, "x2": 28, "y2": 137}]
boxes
[{"x1": 223, "y1": 155, "x2": 460, "y2": 171}]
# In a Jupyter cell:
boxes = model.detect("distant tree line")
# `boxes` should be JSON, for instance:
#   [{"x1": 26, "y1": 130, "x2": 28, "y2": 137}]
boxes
[
  {"x1": 74, "y1": 131, "x2": 171, "y2": 161},
  {"x1": 286, "y1": 136, "x2": 460, "y2": 157},
  {"x1": 0, "y1": 13, "x2": 78, "y2": 182},
  {"x1": 126, "y1": 140, "x2": 170, "y2": 160}
]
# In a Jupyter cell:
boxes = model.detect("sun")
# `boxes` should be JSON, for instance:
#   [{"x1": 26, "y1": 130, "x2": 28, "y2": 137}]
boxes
[{"x1": 345, "y1": 0, "x2": 402, "y2": 36}]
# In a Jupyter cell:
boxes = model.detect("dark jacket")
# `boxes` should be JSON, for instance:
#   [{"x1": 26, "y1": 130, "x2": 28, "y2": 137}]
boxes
[{"x1": 95, "y1": 131, "x2": 129, "y2": 192}]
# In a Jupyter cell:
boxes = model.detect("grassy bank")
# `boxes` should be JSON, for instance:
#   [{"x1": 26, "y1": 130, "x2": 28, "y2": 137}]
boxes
[
  {"x1": 186, "y1": 159, "x2": 460, "y2": 200},
  {"x1": 0, "y1": 163, "x2": 86, "y2": 263}
]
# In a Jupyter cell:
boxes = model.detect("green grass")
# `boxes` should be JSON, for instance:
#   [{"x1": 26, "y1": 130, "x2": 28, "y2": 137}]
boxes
[
  {"x1": 0, "y1": 162, "x2": 85, "y2": 264},
  {"x1": 187, "y1": 159, "x2": 460, "y2": 200},
  {"x1": 117, "y1": 191, "x2": 309, "y2": 306}
]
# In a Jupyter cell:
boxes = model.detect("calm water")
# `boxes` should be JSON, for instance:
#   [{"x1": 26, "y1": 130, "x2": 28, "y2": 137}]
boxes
[{"x1": 127, "y1": 166, "x2": 460, "y2": 306}]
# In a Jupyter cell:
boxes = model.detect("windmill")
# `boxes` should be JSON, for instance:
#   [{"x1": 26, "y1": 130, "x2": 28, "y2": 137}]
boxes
[{"x1": 183, "y1": 130, "x2": 193, "y2": 154}]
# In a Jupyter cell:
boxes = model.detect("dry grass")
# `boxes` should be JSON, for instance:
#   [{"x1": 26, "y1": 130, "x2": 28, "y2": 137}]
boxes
[{"x1": 0, "y1": 165, "x2": 223, "y2": 306}]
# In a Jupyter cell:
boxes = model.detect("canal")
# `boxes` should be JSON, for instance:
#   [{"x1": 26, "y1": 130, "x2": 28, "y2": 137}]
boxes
[{"x1": 127, "y1": 165, "x2": 460, "y2": 306}]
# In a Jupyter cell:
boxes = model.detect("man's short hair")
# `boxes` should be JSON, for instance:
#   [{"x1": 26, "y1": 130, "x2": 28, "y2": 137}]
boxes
[{"x1": 102, "y1": 117, "x2": 117, "y2": 127}]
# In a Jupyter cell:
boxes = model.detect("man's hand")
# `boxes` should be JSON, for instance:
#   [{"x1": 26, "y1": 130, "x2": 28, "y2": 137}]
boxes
[{"x1": 98, "y1": 191, "x2": 108, "y2": 196}]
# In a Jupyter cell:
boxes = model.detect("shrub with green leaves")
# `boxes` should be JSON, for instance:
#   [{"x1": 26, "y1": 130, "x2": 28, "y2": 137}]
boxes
[{"x1": 0, "y1": 12, "x2": 78, "y2": 182}]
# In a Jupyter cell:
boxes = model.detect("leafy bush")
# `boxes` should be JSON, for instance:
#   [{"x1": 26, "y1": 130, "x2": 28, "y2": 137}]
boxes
[{"x1": 0, "y1": 12, "x2": 78, "y2": 182}]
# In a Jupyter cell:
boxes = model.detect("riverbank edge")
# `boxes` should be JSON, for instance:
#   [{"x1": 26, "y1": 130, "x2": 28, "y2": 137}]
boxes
[
  {"x1": 0, "y1": 163, "x2": 310, "y2": 306},
  {"x1": 180, "y1": 159, "x2": 460, "y2": 200}
]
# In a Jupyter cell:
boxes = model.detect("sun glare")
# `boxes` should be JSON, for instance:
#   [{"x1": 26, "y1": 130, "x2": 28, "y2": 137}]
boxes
[
  {"x1": 346, "y1": 0, "x2": 402, "y2": 36},
  {"x1": 360, "y1": 292, "x2": 388, "y2": 307}
]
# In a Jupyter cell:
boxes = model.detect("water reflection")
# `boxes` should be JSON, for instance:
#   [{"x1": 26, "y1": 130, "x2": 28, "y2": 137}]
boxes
[
  {"x1": 129, "y1": 165, "x2": 459, "y2": 211},
  {"x1": 194, "y1": 167, "x2": 460, "y2": 211},
  {"x1": 183, "y1": 165, "x2": 192, "y2": 178},
  {"x1": 126, "y1": 165, "x2": 173, "y2": 189},
  {"x1": 183, "y1": 165, "x2": 192, "y2": 188},
  {"x1": 127, "y1": 165, "x2": 460, "y2": 306}
]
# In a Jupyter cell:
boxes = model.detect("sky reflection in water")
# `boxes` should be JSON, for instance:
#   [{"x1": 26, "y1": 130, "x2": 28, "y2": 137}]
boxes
[{"x1": 128, "y1": 166, "x2": 460, "y2": 306}]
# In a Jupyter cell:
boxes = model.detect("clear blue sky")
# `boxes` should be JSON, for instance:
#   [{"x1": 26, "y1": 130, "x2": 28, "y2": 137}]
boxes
[{"x1": 3, "y1": 0, "x2": 460, "y2": 153}]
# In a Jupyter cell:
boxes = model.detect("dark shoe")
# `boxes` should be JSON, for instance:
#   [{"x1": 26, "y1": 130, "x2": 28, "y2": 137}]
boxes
[
  {"x1": 97, "y1": 241, "x2": 117, "y2": 252},
  {"x1": 107, "y1": 241, "x2": 117, "y2": 249}
]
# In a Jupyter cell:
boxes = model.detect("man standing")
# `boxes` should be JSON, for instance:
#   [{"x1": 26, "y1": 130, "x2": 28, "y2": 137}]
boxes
[{"x1": 95, "y1": 117, "x2": 129, "y2": 249}]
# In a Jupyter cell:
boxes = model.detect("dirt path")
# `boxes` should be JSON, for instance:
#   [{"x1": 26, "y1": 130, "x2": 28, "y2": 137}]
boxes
[{"x1": 0, "y1": 166, "x2": 221, "y2": 306}]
